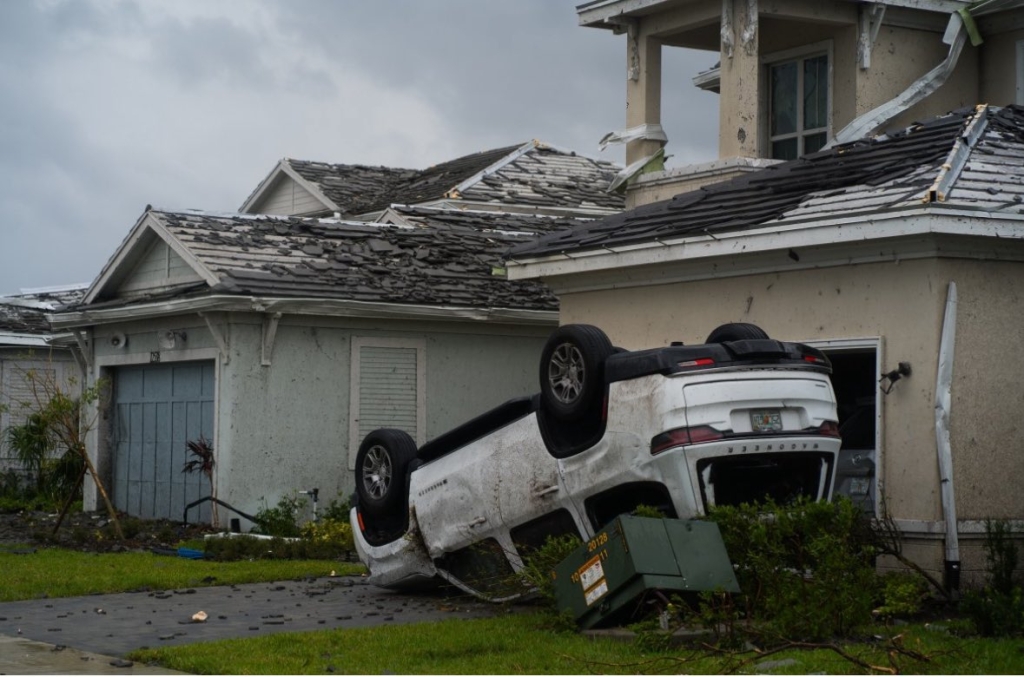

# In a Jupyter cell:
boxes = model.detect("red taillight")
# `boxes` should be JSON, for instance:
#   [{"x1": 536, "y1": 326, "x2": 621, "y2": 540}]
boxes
[
  {"x1": 678, "y1": 357, "x2": 716, "y2": 368},
  {"x1": 817, "y1": 420, "x2": 840, "y2": 437},
  {"x1": 650, "y1": 426, "x2": 725, "y2": 454},
  {"x1": 803, "y1": 354, "x2": 827, "y2": 365},
  {"x1": 356, "y1": 510, "x2": 365, "y2": 532}
]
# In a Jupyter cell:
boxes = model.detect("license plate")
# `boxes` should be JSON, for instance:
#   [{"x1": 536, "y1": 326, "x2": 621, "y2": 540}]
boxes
[{"x1": 751, "y1": 409, "x2": 782, "y2": 433}]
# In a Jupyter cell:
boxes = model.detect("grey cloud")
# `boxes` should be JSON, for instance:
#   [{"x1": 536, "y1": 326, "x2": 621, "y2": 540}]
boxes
[{"x1": 0, "y1": 0, "x2": 722, "y2": 295}]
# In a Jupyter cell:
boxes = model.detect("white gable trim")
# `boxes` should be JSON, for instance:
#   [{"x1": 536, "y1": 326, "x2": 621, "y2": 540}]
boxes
[
  {"x1": 83, "y1": 211, "x2": 220, "y2": 305},
  {"x1": 507, "y1": 207, "x2": 1024, "y2": 288},
  {"x1": 238, "y1": 159, "x2": 340, "y2": 215}
]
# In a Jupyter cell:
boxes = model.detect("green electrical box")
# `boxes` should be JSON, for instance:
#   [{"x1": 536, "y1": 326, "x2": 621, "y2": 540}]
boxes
[{"x1": 552, "y1": 516, "x2": 739, "y2": 629}]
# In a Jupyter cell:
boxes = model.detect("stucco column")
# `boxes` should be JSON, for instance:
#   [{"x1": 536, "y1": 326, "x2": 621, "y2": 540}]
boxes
[
  {"x1": 718, "y1": 0, "x2": 760, "y2": 158},
  {"x1": 625, "y1": 27, "x2": 663, "y2": 166}
]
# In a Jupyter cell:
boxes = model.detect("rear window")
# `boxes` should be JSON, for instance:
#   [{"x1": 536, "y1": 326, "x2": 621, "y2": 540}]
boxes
[{"x1": 696, "y1": 452, "x2": 834, "y2": 510}]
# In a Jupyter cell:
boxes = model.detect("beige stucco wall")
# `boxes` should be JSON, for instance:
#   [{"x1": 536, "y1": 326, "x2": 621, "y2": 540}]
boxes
[
  {"x1": 981, "y1": 30, "x2": 1023, "y2": 105},
  {"x1": 550, "y1": 255, "x2": 1024, "y2": 579},
  {"x1": 627, "y1": 4, "x2": 985, "y2": 205},
  {"x1": 556, "y1": 259, "x2": 947, "y2": 520},
  {"x1": 941, "y1": 259, "x2": 1024, "y2": 521},
  {"x1": 862, "y1": 26, "x2": 980, "y2": 132}
]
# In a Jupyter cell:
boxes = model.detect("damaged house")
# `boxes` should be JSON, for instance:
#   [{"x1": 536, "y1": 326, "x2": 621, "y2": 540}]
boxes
[
  {"x1": 51, "y1": 143, "x2": 622, "y2": 525},
  {"x1": 507, "y1": 0, "x2": 1024, "y2": 588},
  {"x1": 0, "y1": 286, "x2": 86, "y2": 482}
]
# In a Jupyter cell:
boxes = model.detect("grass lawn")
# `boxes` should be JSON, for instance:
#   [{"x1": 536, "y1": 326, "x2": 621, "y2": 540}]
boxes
[
  {"x1": 128, "y1": 612, "x2": 1024, "y2": 674},
  {"x1": 0, "y1": 546, "x2": 363, "y2": 602}
]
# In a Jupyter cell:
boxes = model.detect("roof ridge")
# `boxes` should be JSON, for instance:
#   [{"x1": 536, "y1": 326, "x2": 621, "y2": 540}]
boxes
[{"x1": 925, "y1": 104, "x2": 990, "y2": 203}]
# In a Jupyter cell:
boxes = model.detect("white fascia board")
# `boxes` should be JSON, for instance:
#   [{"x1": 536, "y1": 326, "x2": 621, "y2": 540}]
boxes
[
  {"x1": 507, "y1": 207, "x2": 1024, "y2": 282},
  {"x1": 577, "y1": 0, "x2": 965, "y2": 28},
  {"x1": 51, "y1": 295, "x2": 557, "y2": 329},
  {"x1": 576, "y1": 0, "x2": 668, "y2": 27}
]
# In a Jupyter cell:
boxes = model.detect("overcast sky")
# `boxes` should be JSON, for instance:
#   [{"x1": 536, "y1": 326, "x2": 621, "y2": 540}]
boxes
[{"x1": 0, "y1": 0, "x2": 720, "y2": 296}]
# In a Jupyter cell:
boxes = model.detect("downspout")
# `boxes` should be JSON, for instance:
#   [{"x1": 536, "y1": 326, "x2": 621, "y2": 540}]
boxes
[{"x1": 935, "y1": 282, "x2": 960, "y2": 592}]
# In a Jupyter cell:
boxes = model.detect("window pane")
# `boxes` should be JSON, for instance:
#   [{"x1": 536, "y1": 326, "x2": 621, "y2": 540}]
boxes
[
  {"x1": 771, "y1": 62, "x2": 797, "y2": 135},
  {"x1": 803, "y1": 132, "x2": 828, "y2": 155},
  {"x1": 772, "y1": 138, "x2": 798, "y2": 161},
  {"x1": 803, "y1": 55, "x2": 828, "y2": 130}
]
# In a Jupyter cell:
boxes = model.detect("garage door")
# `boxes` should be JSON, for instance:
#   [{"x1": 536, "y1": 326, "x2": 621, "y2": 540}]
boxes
[{"x1": 111, "y1": 361, "x2": 215, "y2": 521}]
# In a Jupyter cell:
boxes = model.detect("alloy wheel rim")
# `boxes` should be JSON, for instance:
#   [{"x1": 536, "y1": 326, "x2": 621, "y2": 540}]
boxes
[
  {"x1": 548, "y1": 342, "x2": 585, "y2": 405},
  {"x1": 362, "y1": 445, "x2": 392, "y2": 499}
]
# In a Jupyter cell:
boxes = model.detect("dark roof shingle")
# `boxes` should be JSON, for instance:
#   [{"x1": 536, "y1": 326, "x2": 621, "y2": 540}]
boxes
[
  {"x1": 511, "y1": 107, "x2": 1024, "y2": 260},
  {"x1": 141, "y1": 211, "x2": 557, "y2": 311}
]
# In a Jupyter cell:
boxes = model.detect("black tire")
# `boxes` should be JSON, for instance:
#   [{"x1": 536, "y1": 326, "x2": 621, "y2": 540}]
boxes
[
  {"x1": 539, "y1": 324, "x2": 613, "y2": 422},
  {"x1": 705, "y1": 322, "x2": 770, "y2": 343},
  {"x1": 355, "y1": 429, "x2": 417, "y2": 519}
]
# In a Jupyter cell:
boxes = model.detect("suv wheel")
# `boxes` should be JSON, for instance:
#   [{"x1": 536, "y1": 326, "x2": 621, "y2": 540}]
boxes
[
  {"x1": 355, "y1": 429, "x2": 417, "y2": 519},
  {"x1": 705, "y1": 322, "x2": 769, "y2": 343},
  {"x1": 540, "y1": 324, "x2": 613, "y2": 421}
]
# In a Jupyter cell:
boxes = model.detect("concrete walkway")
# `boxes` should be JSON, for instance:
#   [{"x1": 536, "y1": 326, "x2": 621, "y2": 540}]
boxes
[
  {"x1": 0, "y1": 635, "x2": 183, "y2": 674},
  {"x1": 0, "y1": 576, "x2": 516, "y2": 674}
]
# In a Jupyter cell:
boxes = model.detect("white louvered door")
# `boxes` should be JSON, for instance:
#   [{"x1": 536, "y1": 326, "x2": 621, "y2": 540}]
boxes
[{"x1": 348, "y1": 338, "x2": 425, "y2": 469}]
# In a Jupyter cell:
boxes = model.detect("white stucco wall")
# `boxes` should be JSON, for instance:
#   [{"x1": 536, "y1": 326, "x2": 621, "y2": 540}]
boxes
[{"x1": 84, "y1": 312, "x2": 551, "y2": 526}]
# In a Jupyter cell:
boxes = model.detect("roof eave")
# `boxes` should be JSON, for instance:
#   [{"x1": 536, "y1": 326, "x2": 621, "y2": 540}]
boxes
[
  {"x1": 51, "y1": 294, "x2": 558, "y2": 329},
  {"x1": 577, "y1": 0, "x2": 970, "y2": 28},
  {"x1": 507, "y1": 207, "x2": 1024, "y2": 281},
  {"x1": 0, "y1": 330, "x2": 74, "y2": 348}
]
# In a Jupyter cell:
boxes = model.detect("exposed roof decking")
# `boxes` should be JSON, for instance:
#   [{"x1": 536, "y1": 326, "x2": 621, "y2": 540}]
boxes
[
  {"x1": 383, "y1": 205, "x2": 590, "y2": 236},
  {"x1": 0, "y1": 287, "x2": 87, "y2": 336},
  {"x1": 245, "y1": 142, "x2": 624, "y2": 219}
]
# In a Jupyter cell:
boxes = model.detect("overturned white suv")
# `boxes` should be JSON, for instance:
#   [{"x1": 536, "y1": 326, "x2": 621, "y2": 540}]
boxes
[{"x1": 350, "y1": 323, "x2": 841, "y2": 599}]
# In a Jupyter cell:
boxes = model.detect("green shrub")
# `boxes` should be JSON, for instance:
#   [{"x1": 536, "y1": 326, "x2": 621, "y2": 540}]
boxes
[
  {"x1": 516, "y1": 534, "x2": 582, "y2": 604},
  {"x1": 204, "y1": 534, "x2": 350, "y2": 562},
  {"x1": 320, "y1": 496, "x2": 352, "y2": 522},
  {"x1": 961, "y1": 520, "x2": 1024, "y2": 637},
  {"x1": 252, "y1": 495, "x2": 305, "y2": 537},
  {"x1": 300, "y1": 518, "x2": 354, "y2": 552},
  {"x1": 875, "y1": 572, "x2": 930, "y2": 619},
  {"x1": 707, "y1": 496, "x2": 879, "y2": 641}
]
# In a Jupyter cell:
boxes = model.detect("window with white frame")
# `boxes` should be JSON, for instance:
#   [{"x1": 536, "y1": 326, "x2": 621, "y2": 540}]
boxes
[{"x1": 768, "y1": 51, "x2": 830, "y2": 160}]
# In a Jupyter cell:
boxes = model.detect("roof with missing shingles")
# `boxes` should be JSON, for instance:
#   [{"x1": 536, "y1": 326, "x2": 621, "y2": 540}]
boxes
[
  {"x1": 509, "y1": 105, "x2": 1024, "y2": 260},
  {"x1": 83, "y1": 209, "x2": 562, "y2": 312},
  {"x1": 244, "y1": 141, "x2": 623, "y2": 217},
  {"x1": 0, "y1": 286, "x2": 87, "y2": 335}
]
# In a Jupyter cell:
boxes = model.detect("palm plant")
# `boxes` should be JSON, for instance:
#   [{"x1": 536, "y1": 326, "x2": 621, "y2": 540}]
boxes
[{"x1": 182, "y1": 435, "x2": 217, "y2": 524}]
